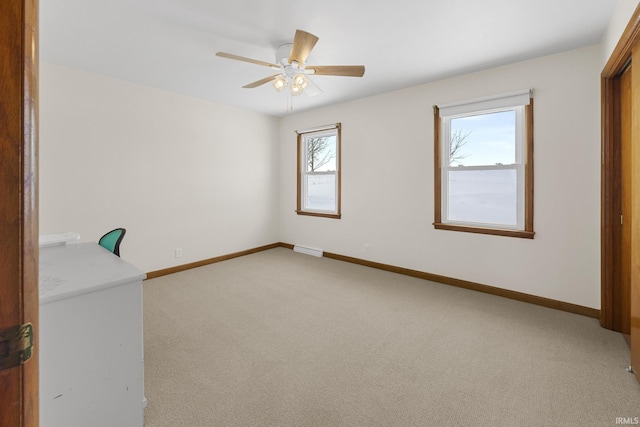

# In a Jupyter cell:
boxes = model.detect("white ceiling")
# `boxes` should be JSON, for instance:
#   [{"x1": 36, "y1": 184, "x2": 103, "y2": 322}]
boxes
[{"x1": 40, "y1": 0, "x2": 616, "y2": 117}]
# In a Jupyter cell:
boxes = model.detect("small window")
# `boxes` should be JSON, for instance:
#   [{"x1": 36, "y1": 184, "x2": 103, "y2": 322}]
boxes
[
  {"x1": 434, "y1": 91, "x2": 534, "y2": 238},
  {"x1": 296, "y1": 124, "x2": 341, "y2": 218}
]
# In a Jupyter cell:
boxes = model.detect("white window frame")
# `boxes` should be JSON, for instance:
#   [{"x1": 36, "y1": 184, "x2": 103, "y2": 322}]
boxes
[
  {"x1": 434, "y1": 91, "x2": 534, "y2": 238},
  {"x1": 296, "y1": 124, "x2": 341, "y2": 219}
]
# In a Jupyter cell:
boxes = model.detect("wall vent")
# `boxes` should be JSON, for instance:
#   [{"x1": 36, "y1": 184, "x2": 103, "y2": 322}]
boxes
[{"x1": 293, "y1": 245, "x2": 323, "y2": 257}]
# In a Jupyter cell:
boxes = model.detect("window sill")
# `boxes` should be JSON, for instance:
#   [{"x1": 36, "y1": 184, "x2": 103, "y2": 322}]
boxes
[
  {"x1": 433, "y1": 222, "x2": 534, "y2": 239},
  {"x1": 296, "y1": 210, "x2": 341, "y2": 219}
]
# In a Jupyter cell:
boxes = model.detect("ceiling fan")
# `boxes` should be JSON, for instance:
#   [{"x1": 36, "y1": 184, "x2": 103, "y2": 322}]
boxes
[{"x1": 216, "y1": 29, "x2": 365, "y2": 98}]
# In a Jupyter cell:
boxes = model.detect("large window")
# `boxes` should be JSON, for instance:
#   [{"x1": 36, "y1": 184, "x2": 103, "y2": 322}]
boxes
[
  {"x1": 296, "y1": 123, "x2": 341, "y2": 218},
  {"x1": 434, "y1": 91, "x2": 534, "y2": 238}
]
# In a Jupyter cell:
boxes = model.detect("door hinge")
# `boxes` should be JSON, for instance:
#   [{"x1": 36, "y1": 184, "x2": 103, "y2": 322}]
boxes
[{"x1": 0, "y1": 323, "x2": 34, "y2": 371}]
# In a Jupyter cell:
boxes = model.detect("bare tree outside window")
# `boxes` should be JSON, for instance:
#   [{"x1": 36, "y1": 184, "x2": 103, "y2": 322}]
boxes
[
  {"x1": 450, "y1": 129, "x2": 471, "y2": 166},
  {"x1": 307, "y1": 136, "x2": 336, "y2": 172}
]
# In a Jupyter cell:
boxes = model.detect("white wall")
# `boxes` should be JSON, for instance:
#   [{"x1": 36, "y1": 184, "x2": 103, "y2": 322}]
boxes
[
  {"x1": 278, "y1": 45, "x2": 602, "y2": 309},
  {"x1": 40, "y1": 62, "x2": 279, "y2": 272},
  {"x1": 40, "y1": 43, "x2": 606, "y2": 308}
]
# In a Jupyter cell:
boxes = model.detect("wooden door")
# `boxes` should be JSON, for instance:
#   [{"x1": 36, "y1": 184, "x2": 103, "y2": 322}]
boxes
[
  {"x1": 621, "y1": 65, "x2": 632, "y2": 337},
  {"x1": 631, "y1": 46, "x2": 640, "y2": 384},
  {"x1": 0, "y1": 0, "x2": 39, "y2": 426}
]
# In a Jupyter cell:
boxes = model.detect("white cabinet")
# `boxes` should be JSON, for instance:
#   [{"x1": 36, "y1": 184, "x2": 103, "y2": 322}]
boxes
[{"x1": 39, "y1": 242, "x2": 146, "y2": 427}]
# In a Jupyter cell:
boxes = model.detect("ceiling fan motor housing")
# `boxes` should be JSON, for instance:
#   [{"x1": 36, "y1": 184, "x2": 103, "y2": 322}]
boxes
[{"x1": 276, "y1": 43, "x2": 294, "y2": 66}]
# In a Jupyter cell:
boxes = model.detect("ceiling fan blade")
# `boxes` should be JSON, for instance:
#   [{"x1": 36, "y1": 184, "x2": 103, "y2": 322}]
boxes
[
  {"x1": 242, "y1": 74, "x2": 280, "y2": 88},
  {"x1": 304, "y1": 77, "x2": 323, "y2": 97},
  {"x1": 288, "y1": 30, "x2": 319, "y2": 65},
  {"x1": 216, "y1": 52, "x2": 280, "y2": 70},
  {"x1": 306, "y1": 65, "x2": 365, "y2": 77}
]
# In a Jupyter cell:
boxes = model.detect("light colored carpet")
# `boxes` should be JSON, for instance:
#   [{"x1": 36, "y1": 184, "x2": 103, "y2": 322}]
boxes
[{"x1": 143, "y1": 247, "x2": 640, "y2": 426}]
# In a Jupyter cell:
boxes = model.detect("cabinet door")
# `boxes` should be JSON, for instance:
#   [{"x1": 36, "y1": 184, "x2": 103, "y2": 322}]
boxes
[{"x1": 40, "y1": 283, "x2": 144, "y2": 427}]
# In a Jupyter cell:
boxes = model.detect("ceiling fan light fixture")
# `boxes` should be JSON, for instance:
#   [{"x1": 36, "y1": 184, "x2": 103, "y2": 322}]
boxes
[
  {"x1": 293, "y1": 73, "x2": 308, "y2": 89},
  {"x1": 290, "y1": 82, "x2": 303, "y2": 96},
  {"x1": 273, "y1": 75, "x2": 287, "y2": 92}
]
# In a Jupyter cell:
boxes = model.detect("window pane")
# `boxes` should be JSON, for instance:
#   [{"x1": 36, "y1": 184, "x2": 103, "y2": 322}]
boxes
[
  {"x1": 447, "y1": 169, "x2": 517, "y2": 226},
  {"x1": 305, "y1": 174, "x2": 336, "y2": 211},
  {"x1": 306, "y1": 136, "x2": 336, "y2": 172},
  {"x1": 450, "y1": 110, "x2": 515, "y2": 166}
]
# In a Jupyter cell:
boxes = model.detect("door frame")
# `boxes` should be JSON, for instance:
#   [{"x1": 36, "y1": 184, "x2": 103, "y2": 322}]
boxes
[
  {"x1": 0, "y1": 0, "x2": 39, "y2": 426},
  {"x1": 601, "y1": 4, "x2": 640, "y2": 332}
]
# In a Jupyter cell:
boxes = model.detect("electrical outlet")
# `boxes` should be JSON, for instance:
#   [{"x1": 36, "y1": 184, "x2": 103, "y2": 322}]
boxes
[
  {"x1": 175, "y1": 248, "x2": 183, "y2": 258},
  {"x1": 364, "y1": 243, "x2": 371, "y2": 253}
]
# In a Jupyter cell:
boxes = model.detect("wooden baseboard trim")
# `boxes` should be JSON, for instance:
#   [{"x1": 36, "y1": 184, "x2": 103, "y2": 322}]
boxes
[
  {"x1": 147, "y1": 242, "x2": 599, "y2": 319},
  {"x1": 319, "y1": 250, "x2": 600, "y2": 319},
  {"x1": 145, "y1": 243, "x2": 283, "y2": 279}
]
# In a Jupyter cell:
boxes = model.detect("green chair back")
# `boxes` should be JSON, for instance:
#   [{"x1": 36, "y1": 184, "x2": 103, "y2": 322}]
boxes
[{"x1": 99, "y1": 228, "x2": 126, "y2": 257}]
